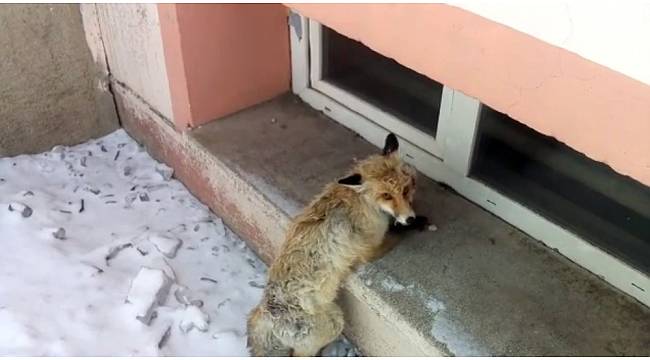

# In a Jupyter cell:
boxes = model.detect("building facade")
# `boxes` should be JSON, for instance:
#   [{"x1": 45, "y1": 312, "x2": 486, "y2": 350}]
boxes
[{"x1": 82, "y1": 2, "x2": 650, "y2": 312}]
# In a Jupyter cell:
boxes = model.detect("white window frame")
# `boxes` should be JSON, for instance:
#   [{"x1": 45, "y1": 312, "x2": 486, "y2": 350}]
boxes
[
  {"x1": 289, "y1": 12, "x2": 649, "y2": 308},
  {"x1": 308, "y1": 21, "x2": 443, "y2": 158}
]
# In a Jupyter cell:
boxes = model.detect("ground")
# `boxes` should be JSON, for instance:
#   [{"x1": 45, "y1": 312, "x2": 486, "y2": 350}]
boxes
[{"x1": 0, "y1": 129, "x2": 356, "y2": 356}]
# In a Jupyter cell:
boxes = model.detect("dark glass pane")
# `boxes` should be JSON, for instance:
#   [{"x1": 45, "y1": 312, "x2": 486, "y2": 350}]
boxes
[
  {"x1": 471, "y1": 106, "x2": 650, "y2": 274},
  {"x1": 321, "y1": 26, "x2": 443, "y2": 137}
]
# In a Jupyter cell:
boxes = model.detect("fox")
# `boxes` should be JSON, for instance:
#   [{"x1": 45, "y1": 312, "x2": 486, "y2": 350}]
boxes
[{"x1": 246, "y1": 133, "x2": 429, "y2": 357}]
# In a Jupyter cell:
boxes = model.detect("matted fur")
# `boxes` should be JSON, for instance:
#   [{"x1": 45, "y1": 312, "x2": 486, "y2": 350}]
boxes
[{"x1": 246, "y1": 134, "x2": 419, "y2": 356}]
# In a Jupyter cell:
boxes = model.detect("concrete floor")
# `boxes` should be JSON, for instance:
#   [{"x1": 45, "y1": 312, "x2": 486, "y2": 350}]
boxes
[{"x1": 121, "y1": 90, "x2": 650, "y2": 356}]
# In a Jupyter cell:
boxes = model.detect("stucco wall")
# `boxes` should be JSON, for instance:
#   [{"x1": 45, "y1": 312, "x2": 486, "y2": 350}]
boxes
[
  {"x1": 95, "y1": 4, "x2": 174, "y2": 121},
  {"x1": 0, "y1": 4, "x2": 118, "y2": 156},
  {"x1": 158, "y1": 4, "x2": 290, "y2": 128},
  {"x1": 450, "y1": 0, "x2": 650, "y2": 87}
]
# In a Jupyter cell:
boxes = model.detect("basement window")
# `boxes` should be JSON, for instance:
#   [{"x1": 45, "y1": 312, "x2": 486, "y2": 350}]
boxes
[
  {"x1": 292, "y1": 12, "x2": 648, "y2": 306},
  {"x1": 470, "y1": 106, "x2": 650, "y2": 274},
  {"x1": 320, "y1": 25, "x2": 443, "y2": 137}
]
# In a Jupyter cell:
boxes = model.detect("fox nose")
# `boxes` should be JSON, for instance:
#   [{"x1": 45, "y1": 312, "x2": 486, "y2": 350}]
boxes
[{"x1": 406, "y1": 216, "x2": 416, "y2": 225}]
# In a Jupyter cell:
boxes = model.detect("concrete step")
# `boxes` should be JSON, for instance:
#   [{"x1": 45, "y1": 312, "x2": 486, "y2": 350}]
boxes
[{"x1": 115, "y1": 85, "x2": 650, "y2": 356}]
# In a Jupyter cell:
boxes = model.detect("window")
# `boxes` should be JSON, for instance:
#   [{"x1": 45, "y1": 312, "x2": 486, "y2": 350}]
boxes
[
  {"x1": 290, "y1": 13, "x2": 650, "y2": 303},
  {"x1": 471, "y1": 106, "x2": 650, "y2": 274},
  {"x1": 321, "y1": 26, "x2": 443, "y2": 137},
  {"x1": 307, "y1": 22, "x2": 445, "y2": 157}
]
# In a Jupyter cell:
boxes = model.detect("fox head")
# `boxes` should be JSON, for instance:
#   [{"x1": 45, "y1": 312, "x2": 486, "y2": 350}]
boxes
[{"x1": 338, "y1": 133, "x2": 417, "y2": 225}]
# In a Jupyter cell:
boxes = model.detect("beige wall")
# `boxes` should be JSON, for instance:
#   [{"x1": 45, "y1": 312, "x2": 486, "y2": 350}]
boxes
[
  {"x1": 94, "y1": 4, "x2": 174, "y2": 121},
  {"x1": 0, "y1": 4, "x2": 118, "y2": 156},
  {"x1": 288, "y1": 3, "x2": 650, "y2": 187}
]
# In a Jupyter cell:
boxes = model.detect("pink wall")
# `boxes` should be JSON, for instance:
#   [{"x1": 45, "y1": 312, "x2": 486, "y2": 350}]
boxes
[
  {"x1": 288, "y1": 4, "x2": 650, "y2": 187},
  {"x1": 159, "y1": 4, "x2": 290, "y2": 129}
]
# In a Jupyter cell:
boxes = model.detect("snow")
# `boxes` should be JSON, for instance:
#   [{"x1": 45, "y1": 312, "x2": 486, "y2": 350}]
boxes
[
  {"x1": 177, "y1": 305, "x2": 210, "y2": 333},
  {"x1": 380, "y1": 277, "x2": 406, "y2": 293},
  {"x1": 126, "y1": 267, "x2": 173, "y2": 325},
  {"x1": 148, "y1": 233, "x2": 183, "y2": 259},
  {"x1": 7, "y1": 201, "x2": 33, "y2": 218},
  {"x1": 0, "y1": 130, "x2": 266, "y2": 356},
  {"x1": 0, "y1": 129, "x2": 358, "y2": 356}
]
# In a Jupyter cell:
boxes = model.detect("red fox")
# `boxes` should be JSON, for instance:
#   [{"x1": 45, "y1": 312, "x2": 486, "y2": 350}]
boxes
[{"x1": 246, "y1": 133, "x2": 429, "y2": 356}]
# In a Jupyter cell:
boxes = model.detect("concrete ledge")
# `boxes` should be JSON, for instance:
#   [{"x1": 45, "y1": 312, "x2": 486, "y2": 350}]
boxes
[{"x1": 115, "y1": 85, "x2": 650, "y2": 356}]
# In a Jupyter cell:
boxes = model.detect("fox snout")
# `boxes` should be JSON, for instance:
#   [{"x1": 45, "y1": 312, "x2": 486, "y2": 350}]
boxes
[
  {"x1": 394, "y1": 209, "x2": 416, "y2": 226},
  {"x1": 376, "y1": 193, "x2": 415, "y2": 225}
]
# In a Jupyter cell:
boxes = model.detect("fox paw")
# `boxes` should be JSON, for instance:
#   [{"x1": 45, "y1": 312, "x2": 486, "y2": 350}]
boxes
[{"x1": 412, "y1": 215, "x2": 430, "y2": 231}]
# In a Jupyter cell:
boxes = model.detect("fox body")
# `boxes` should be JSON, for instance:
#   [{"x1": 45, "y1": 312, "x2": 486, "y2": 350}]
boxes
[{"x1": 247, "y1": 134, "x2": 427, "y2": 356}]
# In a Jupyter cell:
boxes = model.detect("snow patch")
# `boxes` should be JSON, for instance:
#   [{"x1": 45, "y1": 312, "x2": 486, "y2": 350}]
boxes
[
  {"x1": 155, "y1": 165, "x2": 174, "y2": 181},
  {"x1": 178, "y1": 305, "x2": 210, "y2": 333},
  {"x1": 381, "y1": 277, "x2": 406, "y2": 292},
  {"x1": 0, "y1": 129, "x2": 356, "y2": 356},
  {"x1": 7, "y1": 202, "x2": 33, "y2": 218},
  {"x1": 148, "y1": 233, "x2": 182, "y2": 259},
  {"x1": 126, "y1": 267, "x2": 173, "y2": 325}
]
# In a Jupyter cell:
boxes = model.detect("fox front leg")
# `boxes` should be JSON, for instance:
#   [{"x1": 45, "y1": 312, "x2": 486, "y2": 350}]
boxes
[{"x1": 360, "y1": 216, "x2": 434, "y2": 265}]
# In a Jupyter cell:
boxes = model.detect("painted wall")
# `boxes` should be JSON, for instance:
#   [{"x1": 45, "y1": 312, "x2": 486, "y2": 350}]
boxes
[
  {"x1": 0, "y1": 4, "x2": 118, "y2": 156},
  {"x1": 158, "y1": 4, "x2": 291, "y2": 128},
  {"x1": 95, "y1": 4, "x2": 174, "y2": 121},
  {"x1": 287, "y1": 3, "x2": 650, "y2": 187},
  {"x1": 450, "y1": 0, "x2": 650, "y2": 87}
]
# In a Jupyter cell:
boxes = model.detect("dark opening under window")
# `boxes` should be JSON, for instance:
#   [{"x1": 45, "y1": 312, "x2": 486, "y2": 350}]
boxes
[
  {"x1": 321, "y1": 25, "x2": 443, "y2": 137},
  {"x1": 471, "y1": 106, "x2": 650, "y2": 274}
]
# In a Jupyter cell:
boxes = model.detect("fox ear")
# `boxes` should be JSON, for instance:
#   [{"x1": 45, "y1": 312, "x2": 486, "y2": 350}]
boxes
[
  {"x1": 382, "y1": 133, "x2": 399, "y2": 156},
  {"x1": 338, "y1": 173, "x2": 363, "y2": 188}
]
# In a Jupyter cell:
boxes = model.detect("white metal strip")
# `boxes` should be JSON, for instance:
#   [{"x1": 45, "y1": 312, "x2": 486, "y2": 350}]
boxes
[
  {"x1": 436, "y1": 88, "x2": 482, "y2": 176},
  {"x1": 308, "y1": 19, "x2": 323, "y2": 86},
  {"x1": 288, "y1": 10, "x2": 309, "y2": 94}
]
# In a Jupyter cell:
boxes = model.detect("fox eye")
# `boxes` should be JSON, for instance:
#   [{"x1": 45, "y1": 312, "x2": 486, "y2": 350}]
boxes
[
  {"x1": 402, "y1": 188, "x2": 409, "y2": 197},
  {"x1": 381, "y1": 193, "x2": 393, "y2": 200}
]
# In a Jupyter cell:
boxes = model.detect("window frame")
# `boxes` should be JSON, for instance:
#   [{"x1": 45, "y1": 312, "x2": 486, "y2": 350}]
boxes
[
  {"x1": 288, "y1": 12, "x2": 650, "y2": 307},
  {"x1": 308, "y1": 20, "x2": 444, "y2": 157}
]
